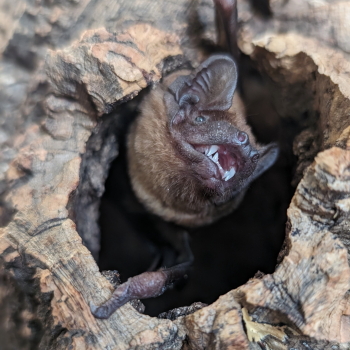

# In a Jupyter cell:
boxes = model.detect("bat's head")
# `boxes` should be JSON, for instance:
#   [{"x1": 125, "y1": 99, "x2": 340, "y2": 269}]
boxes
[{"x1": 164, "y1": 55, "x2": 278, "y2": 204}]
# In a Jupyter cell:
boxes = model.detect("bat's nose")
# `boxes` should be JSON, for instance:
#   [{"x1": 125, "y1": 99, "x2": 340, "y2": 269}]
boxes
[{"x1": 236, "y1": 131, "x2": 248, "y2": 145}]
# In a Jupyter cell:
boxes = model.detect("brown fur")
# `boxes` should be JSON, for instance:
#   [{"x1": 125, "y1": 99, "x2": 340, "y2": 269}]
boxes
[
  {"x1": 127, "y1": 71, "x2": 259, "y2": 227},
  {"x1": 127, "y1": 0, "x2": 278, "y2": 228}
]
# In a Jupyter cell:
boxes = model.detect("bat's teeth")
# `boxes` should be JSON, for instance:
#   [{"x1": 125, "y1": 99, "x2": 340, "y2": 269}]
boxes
[
  {"x1": 224, "y1": 167, "x2": 236, "y2": 181},
  {"x1": 204, "y1": 146, "x2": 226, "y2": 175},
  {"x1": 207, "y1": 145, "x2": 219, "y2": 156}
]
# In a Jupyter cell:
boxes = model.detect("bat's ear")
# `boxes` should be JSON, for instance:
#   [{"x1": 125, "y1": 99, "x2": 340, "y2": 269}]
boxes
[
  {"x1": 251, "y1": 143, "x2": 279, "y2": 181},
  {"x1": 176, "y1": 54, "x2": 238, "y2": 111},
  {"x1": 164, "y1": 91, "x2": 185, "y2": 125}
]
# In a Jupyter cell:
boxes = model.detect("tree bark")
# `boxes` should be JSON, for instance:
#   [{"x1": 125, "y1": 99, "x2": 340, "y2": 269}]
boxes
[{"x1": 1, "y1": 0, "x2": 350, "y2": 349}]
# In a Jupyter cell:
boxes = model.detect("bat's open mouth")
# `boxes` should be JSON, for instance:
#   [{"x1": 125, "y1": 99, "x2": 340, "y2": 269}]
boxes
[{"x1": 194, "y1": 144, "x2": 243, "y2": 181}]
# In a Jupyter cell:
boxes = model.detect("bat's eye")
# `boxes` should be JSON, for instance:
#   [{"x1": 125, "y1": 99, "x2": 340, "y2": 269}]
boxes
[{"x1": 195, "y1": 115, "x2": 206, "y2": 124}]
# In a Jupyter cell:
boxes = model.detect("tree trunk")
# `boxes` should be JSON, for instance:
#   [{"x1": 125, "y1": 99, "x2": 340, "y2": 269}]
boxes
[{"x1": 0, "y1": 0, "x2": 350, "y2": 349}]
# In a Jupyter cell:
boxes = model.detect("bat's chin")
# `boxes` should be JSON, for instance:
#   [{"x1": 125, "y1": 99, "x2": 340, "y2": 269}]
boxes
[{"x1": 192, "y1": 144, "x2": 255, "y2": 191}]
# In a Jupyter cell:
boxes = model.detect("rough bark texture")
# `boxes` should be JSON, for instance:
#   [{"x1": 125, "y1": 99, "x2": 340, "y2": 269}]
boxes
[{"x1": 1, "y1": 0, "x2": 350, "y2": 349}]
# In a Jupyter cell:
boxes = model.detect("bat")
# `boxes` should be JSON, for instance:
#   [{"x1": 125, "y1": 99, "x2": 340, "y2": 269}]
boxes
[
  {"x1": 91, "y1": 0, "x2": 278, "y2": 319},
  {"x1": 127, "y1": 1, "x2": 278, "y2": 228}
]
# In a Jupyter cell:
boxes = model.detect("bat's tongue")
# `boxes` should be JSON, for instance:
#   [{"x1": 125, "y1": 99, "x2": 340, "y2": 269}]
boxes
[{"x1": 194, "y1": 144, "x2": 240, "y2": 181}]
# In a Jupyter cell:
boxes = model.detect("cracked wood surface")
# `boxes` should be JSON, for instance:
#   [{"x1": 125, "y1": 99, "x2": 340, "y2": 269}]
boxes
[{"x1": 1, "y1": 0, "x2": 350, "y2": 349}]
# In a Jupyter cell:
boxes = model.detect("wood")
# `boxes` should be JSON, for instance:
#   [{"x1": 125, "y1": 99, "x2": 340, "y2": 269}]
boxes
[{"x1": 1, "y1": 0, "x2": 350, "y2": 349}]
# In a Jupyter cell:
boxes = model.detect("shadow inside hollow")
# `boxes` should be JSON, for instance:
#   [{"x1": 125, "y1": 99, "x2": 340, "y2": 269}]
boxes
[{"x1": 98, "y1": 58, "x2": 298, "y2": 317}]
